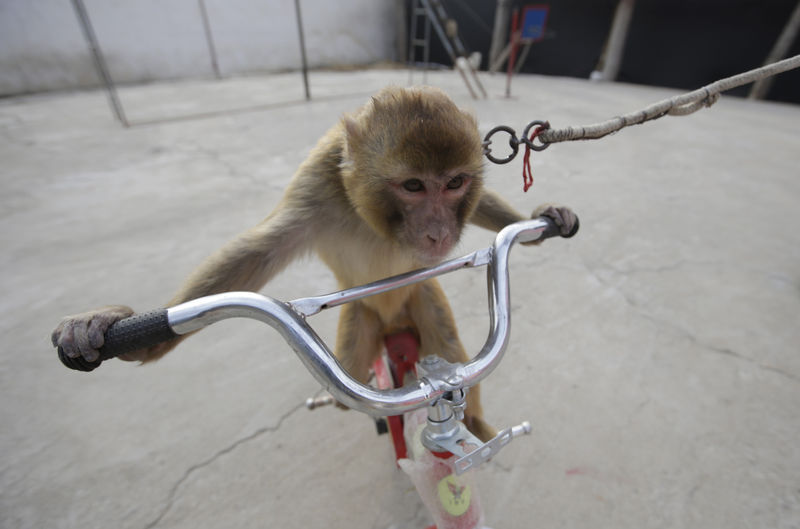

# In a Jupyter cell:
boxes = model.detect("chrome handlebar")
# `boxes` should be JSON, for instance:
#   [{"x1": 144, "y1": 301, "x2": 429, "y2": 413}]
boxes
[
  {"x1": 57, "y1": 216, "x2": 577, "y2": 415},
  {"x1": 167, "y1": 216, "x2": 567, "y2": 416}
]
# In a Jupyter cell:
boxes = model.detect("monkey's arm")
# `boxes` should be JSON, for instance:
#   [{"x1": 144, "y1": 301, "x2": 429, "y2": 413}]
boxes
[
  {"x1": 52, "y1": 201, "x2": 321, "y2": 364},
  {"x1": 469, "y1": 188, "x2": 526, "y2": 232},
  {"x1": 168, "y1": 208, "x2": 313, "y2": 306},
  {"x1": 53, "y1": 131, "x2": 345, "y2": 365},
  {"x1": 133, "y1": 208, "x2": 315, "y2": 362},
  {"x1": 470, "y1": 188, "x2": 578, "y2": 240}
]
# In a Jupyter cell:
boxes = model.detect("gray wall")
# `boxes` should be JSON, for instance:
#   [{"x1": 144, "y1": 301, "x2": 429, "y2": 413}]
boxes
[{"x1": 0, "y1": 0, "x2": 397, "y2": 95}]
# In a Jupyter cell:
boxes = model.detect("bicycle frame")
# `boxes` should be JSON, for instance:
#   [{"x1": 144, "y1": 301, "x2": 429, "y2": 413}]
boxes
[{"x1": 373, "y1": 332, "x2": 420, "y2": 461}]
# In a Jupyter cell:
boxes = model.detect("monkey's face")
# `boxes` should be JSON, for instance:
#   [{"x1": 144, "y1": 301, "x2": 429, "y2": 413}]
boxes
[
  {"x1": 386, "y1": 170, "x2": 479, "y2": 265},
  {"x1": 341, "y1": 86, "x2": 485, "y2": 265}
]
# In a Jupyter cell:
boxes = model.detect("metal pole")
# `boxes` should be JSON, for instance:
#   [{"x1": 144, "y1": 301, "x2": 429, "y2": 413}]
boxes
[
  {"x1": 749, "y1": 0, "x2": 800, "y2": 99},
  {"x1": 408, "y1": 1, "x2": 419, "y2": 84},
  {"x1": 198, "y1": 0, "x2": 222, "y2": 79},
  {"x1": 421, "y1": 0, "x2": 457, "y2": 62},
  {"x1": 423, "y1": 7, "x2": 431, "y2": 83},
  {"x1": 70, "y1": 0, "x2": 129, "y2": 126},
  {"x1": 395, "y1": 0, "x2": 408, "y2": 63},
  {"x1": 294, "y1": 0, "x2": 311, "y2": 101}
]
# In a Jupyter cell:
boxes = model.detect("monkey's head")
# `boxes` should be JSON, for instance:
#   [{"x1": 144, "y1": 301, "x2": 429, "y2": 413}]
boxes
[{"x1": 341, "y1": 86, "x2": 484, "y2": 265}]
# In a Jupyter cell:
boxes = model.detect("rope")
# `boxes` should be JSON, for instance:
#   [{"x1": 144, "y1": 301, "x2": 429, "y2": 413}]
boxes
[{"x1": 537, "y1": 54, "x2": 800, "y2": 145}]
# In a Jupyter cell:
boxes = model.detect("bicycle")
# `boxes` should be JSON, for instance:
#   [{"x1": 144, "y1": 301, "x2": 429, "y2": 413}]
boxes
[{"x1": 57, "y1": 213, "x2": 579, "y2": 529}]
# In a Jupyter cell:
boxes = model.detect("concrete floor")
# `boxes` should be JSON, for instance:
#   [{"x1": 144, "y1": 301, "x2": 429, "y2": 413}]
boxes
[{"x1": 1, "y1": 69, "x2": 799, "y2": 529}]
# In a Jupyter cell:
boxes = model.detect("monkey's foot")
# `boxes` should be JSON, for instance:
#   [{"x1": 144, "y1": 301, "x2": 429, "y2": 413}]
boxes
[{"x1": 464, "y1": 414, "x2": 497, "y2": 443}]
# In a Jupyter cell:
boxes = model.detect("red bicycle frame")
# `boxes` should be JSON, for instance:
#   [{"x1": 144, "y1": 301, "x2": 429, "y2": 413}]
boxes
[{"x1": 372, "y1": 331, "x2": 420, "y2": 461}]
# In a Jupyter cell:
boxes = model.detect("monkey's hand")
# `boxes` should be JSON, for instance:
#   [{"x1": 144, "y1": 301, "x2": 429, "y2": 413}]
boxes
[
  {"x1": 51, "y1": 305, "x2": 134, "y2": 363},
  {"x1": 526, "y1": 204, "x2": 578, "y2": 244}
]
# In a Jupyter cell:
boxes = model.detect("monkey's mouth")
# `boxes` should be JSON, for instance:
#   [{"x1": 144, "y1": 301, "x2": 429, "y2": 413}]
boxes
[{"x1": 415, "y1": 239, "x2": 456, "y2": 266}]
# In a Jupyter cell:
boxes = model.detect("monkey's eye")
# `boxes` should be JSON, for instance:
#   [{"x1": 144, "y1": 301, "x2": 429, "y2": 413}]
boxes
[
  {"x1": 402, "y1": 179, "x2": 425, "y2": 192},
  {"x1": 446, "y1": 175, "x2": 465, "y2": 190}
]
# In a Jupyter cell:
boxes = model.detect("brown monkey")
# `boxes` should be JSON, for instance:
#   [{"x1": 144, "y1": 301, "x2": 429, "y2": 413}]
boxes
[{"x1": 52, "y1": 86, "x2": 577, "y2": 442}]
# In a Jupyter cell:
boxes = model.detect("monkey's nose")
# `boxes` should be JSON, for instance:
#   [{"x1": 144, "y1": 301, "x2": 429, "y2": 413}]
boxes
[
  {"x1": 427, "y1": 232, "x2": 448, "y2": 244},
  {"x1": 426, "y1": 231, "x2": 449, "y2": 250}
]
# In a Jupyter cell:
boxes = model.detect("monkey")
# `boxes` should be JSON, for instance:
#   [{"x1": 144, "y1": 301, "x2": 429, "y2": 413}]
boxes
[{"x1": 52, "y1": 86, "x2": 577, "y2": 442}]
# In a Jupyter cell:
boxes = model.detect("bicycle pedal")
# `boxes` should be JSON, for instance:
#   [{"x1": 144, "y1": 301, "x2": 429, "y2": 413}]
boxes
[
  {"x1": 305, "y1": 395, "x2": 335, "y2": 410},
  {"x1": 453, "y1": 420, "x2": 532, "y2": 475}
]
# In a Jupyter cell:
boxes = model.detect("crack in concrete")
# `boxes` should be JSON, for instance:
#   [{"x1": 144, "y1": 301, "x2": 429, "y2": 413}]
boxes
[
  {"x1": 143, "y1": 401, "x2": 305, "y2": 529},
  {"x1": 180, "y1": 141, "x2": 250, "y2": 182},
  {"x1": 583, "y1": 258, "x2": 799, "y2": 384},
  {"x1": 759, "y1": 363, "x2": 800, "y2": 383},
  {"x1": 625, "y1": 398, "x2": 652, "y2": 428},
  {"x1": 702, "y1": 343, "x2": 800, "y2": 382},
  {"x1": 583, "y1": 258, "x2": 648, "y2": 318},
  {"x1": 643, "y1": 312, "x2": 800, "y2": 384},
  {"x1": 487, "y1": 456, "x2": 514, "y2": 473}
]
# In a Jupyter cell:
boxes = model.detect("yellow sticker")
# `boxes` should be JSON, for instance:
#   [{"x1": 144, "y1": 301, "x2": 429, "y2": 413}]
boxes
[{"x1": 437, "y1": 474, "x2": 471, "y2": 516}]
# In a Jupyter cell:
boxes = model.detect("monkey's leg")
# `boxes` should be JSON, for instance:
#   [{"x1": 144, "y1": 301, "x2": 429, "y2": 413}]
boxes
[
  {"x1": 334, "y1": 300, "x2": 384, "y2": 388},
  {"x1": 408, "y1": 279, "x2": 497, "y2": 443}
]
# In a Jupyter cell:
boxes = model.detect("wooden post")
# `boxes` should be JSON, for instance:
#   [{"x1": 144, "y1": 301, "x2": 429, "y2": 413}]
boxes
[
  {"x1": 600, "y1": 0, "x2": 636, "y2": 82},
  {"x1": 505, "y1": 9, "x2": 520, "y2": 97},
  {"x1": 749, "y1": 1, "x2": 800, "y2": 99},
  {"x1": 489, "y1": 0, "x2": 512, "y2": 68}
]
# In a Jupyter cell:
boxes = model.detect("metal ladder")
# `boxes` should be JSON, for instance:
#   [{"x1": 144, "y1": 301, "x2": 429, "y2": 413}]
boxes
[
  {"x1": 408, "y1": 0, "x2": 432, "y2": 84},
  {"x1": 407, "y1": 0, "x2": 487, "y2": 99}
]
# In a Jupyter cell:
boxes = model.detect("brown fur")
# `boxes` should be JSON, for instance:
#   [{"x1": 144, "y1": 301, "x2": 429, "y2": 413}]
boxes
[{"x1": 52, "y1": 86, "x2": 560, "y2": 443}]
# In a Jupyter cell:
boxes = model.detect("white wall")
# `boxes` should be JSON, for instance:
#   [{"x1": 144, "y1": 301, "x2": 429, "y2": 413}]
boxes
[{"x1": 0, "y1": 0, "x2": 397, "y2": 95}]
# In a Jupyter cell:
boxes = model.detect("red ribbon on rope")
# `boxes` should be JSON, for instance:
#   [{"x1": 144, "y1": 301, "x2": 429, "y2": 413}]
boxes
[{"x1": 522, "y1": 124, "x2": 546, "y2": 192}]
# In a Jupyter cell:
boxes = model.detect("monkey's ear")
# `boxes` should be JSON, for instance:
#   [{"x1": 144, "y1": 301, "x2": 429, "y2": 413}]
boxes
[{"x1": 343, "y1": 116, "x2": 362, "y2": 144}]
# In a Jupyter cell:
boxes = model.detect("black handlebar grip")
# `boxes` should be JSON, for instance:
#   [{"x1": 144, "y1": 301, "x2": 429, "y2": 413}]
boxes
[
  {"x1": 539, "y1": 214, "x2": 580, "y2": 240},
  {"x1": 58, "y1": 309, "x2": 177, "y2": 372}
]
